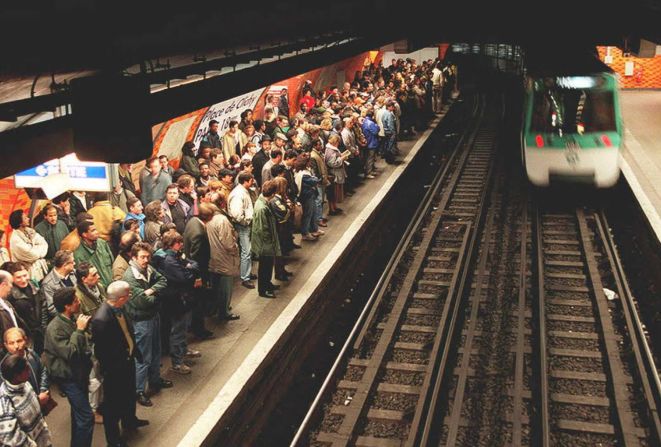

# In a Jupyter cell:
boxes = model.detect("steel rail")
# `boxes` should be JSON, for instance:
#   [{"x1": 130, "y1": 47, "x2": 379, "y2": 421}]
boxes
[
  {"x1": 594, "y1": 211, "x2": 661, "y2": 445},
  {"x1": 532, "y1": 203, "x2": 551, "y2": 447},
  {"x1": 443, "y1": 176, "x2": 499, "y2": 446},
  {"x1": 323, "y1": 97, "x2": 487, "y2": 447},
  {"x1": 289, "y1": 97, "x2": 478, "y2": 447},
  {"x1": 511, "y1": 198, "x2": 529, "y2": 446},
  {"x1": 350, "y1": 95, "x2": 480, "y2": 354},
  {"x1": 576, "y1": 208, "x2": 640, "y2": 446},
  {"x1": 412, "y1": 107, "x2": 500, "y2": 447}
]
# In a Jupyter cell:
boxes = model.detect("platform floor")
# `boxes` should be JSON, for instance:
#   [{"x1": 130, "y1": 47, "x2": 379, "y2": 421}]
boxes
[
  {"x1": 46, "y1": 115, "x2": 444, "y2": 446},
  {"x1": 620, "y1": 90, "x2": 661, "y2": 243}
]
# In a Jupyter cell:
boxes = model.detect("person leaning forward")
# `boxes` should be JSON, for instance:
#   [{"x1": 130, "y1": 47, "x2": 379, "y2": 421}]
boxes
[{"x1": 92, "y1": 281, "x2": 149, "y2": 447}]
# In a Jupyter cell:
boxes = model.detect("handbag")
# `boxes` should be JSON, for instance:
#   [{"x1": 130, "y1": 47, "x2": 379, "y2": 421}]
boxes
[
  {"x1": 292, "y1": 202, "x2": 303, "y2": 231},
  {"x1": 40, "y1": 395, "x2": 58, "y2": 416}
]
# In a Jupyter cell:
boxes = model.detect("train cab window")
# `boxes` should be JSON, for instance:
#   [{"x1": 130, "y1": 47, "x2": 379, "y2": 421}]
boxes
[{"x1": 531, "y1": 82, "x2": 616, "y2": 134}]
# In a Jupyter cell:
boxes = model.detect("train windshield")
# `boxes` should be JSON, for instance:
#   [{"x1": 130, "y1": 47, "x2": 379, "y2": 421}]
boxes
[{"x1": 530, "y1": 77, "x2": 616, "y2": 134}]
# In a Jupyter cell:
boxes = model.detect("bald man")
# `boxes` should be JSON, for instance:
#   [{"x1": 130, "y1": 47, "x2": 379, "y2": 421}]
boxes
[
  {"x1": 92, "y1": 281, "x2": 148, "y2": 446},
  {"x1": 2, "y1": 327, "x2": 50, "y2": 408}
]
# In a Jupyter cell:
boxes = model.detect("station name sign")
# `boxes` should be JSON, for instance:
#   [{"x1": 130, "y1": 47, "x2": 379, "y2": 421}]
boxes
[{"x1": 15, "y1": 153, "x2": 112, "y2": 197}]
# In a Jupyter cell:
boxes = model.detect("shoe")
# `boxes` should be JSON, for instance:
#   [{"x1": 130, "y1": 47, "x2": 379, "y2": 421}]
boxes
[
  {"x1": 268, "y1": 284, "x2": 281, "y2": 291},
  {"x1": 302, "y1": 234, "x2": 318, "y2": 241},
  {"x1": 318, "y1": 220, "x2": 328, "y2": 227},
  {"x1": 249, "y1": 273, "x2": 258, "y2": 280},
  {"x1": 185, "y1": 349, "x2": 201, "y2": 358},
  {"x1": 345, "y1": 191, "x2": 354, "y2": 197},
  {"x1": 124, "y1": 418, "x2": 150, "y2": 430},
  {"x1": 320, "y1": 218, "x2": 328, "y2": 224},
  {"x1": 259, "y1": 291, "x2": 276, "y2": 298},
  {"x1": 311, "y1": 230, "x2": 325, "y2": 237},
  {"x1": 241, "y1": 280, "x2": 255, "y2": 289},
  {"x1": 284, "y1": 270, "x2": 294, "y2": 277},
  {"x1": 335, "y1": 207, "x2": 343, "y2": 213},
  {"x1": 328, "y1": 210, "x2": 341, "y2": 216},
  {"x1": 170, "y1": 364, "x2": 192, "y2": 375},
  {"x1": 366, "y1": 174, "x2": 376, "y2": 179},
  {"x1": 94, "y1": 411, "x2": 103, "y2": 424},
  {"x1": 292, "y1": 243, "x2": 302, "y2": 249},
  {"x1": 136, "y1": 392, "x2": 153, "y2": 407},
  {"x1": 222, "y1": 313, "x2": 240, "y2": 321},
  {"x1": 153, "y1": 379, "x2": 173, "y2": 390},
  {"x1": 193, "y1": 329, "x2": 214, "y2": 339},
  {"x1": 275, "y1": 275, "x2": 289, "y2": 281}
]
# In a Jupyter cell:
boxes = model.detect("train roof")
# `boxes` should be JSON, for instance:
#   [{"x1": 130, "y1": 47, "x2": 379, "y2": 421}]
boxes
[{"x1": 524, "y1": 49, "x2": 613, "y2": 77}]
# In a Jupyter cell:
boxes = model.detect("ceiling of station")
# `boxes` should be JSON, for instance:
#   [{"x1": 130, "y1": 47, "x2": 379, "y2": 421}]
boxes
[{"x1": 1, "y1": 0, "x2": 659, "y2": 76}]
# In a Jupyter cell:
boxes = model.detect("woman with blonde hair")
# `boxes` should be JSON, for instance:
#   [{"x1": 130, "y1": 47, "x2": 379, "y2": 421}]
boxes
[{"x1": 269, "y1": 177, "x2": 295, "y2": 280}]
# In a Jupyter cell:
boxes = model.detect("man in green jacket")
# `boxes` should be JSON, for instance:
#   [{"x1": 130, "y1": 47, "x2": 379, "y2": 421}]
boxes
[
  {"x1": 34, "y1": 204, "x2": 70, "y2": 261},
  {"x1": 251, "y1": 180, "x2": 281, "y2": 298},
  {"x1": 73, "y1": 221, "x2": 114, "y2": 289},
  {"x1": 44, "y1": 286, "x2": 94, "y2": 446},
  {"x1": 122, "y1": 241, "x2": 171, "y2": 407}
]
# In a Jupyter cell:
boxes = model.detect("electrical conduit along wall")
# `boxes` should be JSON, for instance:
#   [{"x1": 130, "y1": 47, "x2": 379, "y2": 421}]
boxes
[
  {"x1": 0, "y1": 50, "x2": 382, "y2": 243},
  {"x1": 151, "y1": 50, "x2": 378, "y2": 170},
  {"x1": 598, "y1": 46, "x2": 661, "y2": 89}
]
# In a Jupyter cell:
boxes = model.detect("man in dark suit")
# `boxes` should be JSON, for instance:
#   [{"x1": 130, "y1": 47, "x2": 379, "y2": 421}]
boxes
[
  {"x1": 0, "y1": 270, "x2": 30, "y2": 345},
  {"x1": 91, "y1": 280, "x2": 148, "y2": 447}
]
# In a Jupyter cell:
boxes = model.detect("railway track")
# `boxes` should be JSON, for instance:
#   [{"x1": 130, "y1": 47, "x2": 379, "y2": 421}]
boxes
[
  {"x1": 533, "y1": 206, "x2": 661, "y2": 447},
  {"x1": 291, "y1": 91, "x2": 501, "y2": 446},
  {"x1": 291, "y1": 85, "x2": 661, "y2": 447}
]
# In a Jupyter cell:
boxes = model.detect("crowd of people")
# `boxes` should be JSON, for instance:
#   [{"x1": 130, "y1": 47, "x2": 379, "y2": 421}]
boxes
[{"x1": 0, "y1": 56, "x2": 455, "y2": 446}]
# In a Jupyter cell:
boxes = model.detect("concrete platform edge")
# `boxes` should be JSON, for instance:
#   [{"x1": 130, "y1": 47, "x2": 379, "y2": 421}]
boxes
[
  {"x1": 621, "y1": 131, "x2": 661, "y2": 245},
  {"x1": 177, "y1": 116, "x2": 443, "y2": 447}
]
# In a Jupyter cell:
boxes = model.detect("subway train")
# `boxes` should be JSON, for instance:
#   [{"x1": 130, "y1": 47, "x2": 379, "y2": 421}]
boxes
[{"x1": 521, "y1": 52, "x2": 623, "y2": 187}]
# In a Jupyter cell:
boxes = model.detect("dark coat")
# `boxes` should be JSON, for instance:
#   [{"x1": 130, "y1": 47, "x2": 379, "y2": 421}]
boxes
[
  {"x1": 8, "y1": 285, "x2": 41, "y2": 346},
  {"x1": 251, "y1": 150, "x2": 269, "y2": 186},
  {"x1": 251, "y1": 196, "x2": 281, "y2": 257},
  {"x1": 151, "y1": 249, "x2": 199, "y2": 314},
  {"x1": 183, "y1": 217, "x2": 210, "y2": 276},
  {"x1": 44, "y1": 314, "x2": 92, "y2": 386},
  {"x1": 69, "y1": 194, "x2": 93, "y2": 221},
  {"x1": 91, "y1": 302, "x2": 140, "y2": 373},
  {"x1": 0, "y1": 300, "x2": 30, "y2": 348}
]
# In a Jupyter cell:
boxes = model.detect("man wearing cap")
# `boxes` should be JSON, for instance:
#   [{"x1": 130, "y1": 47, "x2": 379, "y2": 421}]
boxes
[
  {"x1": 272, "y1": 132, "x2": 288, "y2": 152},
  {"x1": 218, "y1": 169, "x2": 236, "y2": 201}
]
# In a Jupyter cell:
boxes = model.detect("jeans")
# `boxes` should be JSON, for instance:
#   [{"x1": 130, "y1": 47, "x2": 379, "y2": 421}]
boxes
[
  {"x1": 235, "y1": 223, "x2": 252, "y2": 282},
  {"x1": 210, "y1": 272, "x2": 234, "y2": 317},
  {"x1": 170, "y1": 312, "x2": 191, "y2": 366},
  {"x1": 364, "y1": 149, "x2": 377, "y2": 175},
  {"x1": 383, "y1": 133, "x2": 397, "y2": 160},
  {"x1": 134, "y1": 315, "x2": 162, "y2": 394},
  {"x1": 60, "y1": 380, "x2": 94, "y2": 447},
  {"x1": 300, "y1": 195, "x2": 318, "y2": 235},
  {"x1": 314, "y1": 185, "x2": 324, "y2": 222}
]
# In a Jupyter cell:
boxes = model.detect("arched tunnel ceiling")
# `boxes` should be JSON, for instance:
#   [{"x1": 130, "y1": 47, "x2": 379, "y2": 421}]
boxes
[{"x1": 0, "y1": 0, "x2": 659, "y2": 75}]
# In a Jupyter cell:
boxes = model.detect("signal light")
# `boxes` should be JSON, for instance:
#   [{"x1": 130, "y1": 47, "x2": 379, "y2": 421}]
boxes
[
  {"x1": 600, "y1": 135, "x2": 612, "y2": 147},
  {"x1": 535, "y1": 135, "x2": 544, "y2": 148}
]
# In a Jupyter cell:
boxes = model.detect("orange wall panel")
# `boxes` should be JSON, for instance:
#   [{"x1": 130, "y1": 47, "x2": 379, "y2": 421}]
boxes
[{"x1": 598, "y1": 46, "x2": 661, "y2": 89}]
